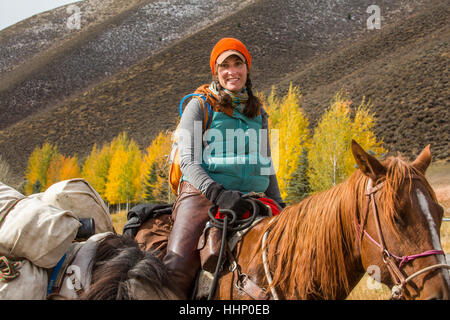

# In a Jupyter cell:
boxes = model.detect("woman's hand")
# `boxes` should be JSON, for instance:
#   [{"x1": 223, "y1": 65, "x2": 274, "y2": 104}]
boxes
[{"x1": 205, "y1": 182, "x2": 252, "y2": 218}]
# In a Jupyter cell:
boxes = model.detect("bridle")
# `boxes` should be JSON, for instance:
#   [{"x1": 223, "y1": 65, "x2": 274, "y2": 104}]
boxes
[{"x1": 356, "y1": 177, "x2": 450, "y2": 299}]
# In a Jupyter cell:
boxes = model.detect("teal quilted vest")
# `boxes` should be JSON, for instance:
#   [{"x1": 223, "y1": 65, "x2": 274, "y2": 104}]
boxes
[{"x1": 200, "y1": 109, "x2": 271, "y2": 193}]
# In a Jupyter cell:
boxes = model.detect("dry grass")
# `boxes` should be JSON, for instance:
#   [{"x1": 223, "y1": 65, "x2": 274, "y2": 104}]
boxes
[
  {"x1": 111, "y1": 210, "x2": 128, "y2": 235},
  {"x1": 426, "y1": 161, "x2": 450, "y2": 217},
  {"x1": 435, "y1": 186, "x2": 450, "y2": 216},
  {"x1": 347, "y1": 275, "x2": 391, "y2": 300}
]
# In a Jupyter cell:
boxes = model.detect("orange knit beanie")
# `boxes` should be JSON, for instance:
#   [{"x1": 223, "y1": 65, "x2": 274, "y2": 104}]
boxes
[{"x1": 210, "y1": 38, "x2": 251, "y2": 75}]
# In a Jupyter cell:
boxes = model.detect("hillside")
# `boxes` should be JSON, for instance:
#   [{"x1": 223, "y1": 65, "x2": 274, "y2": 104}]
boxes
[
  {"x1": 0, "y1": 0, "x2": 150, "y2": 75},
  {"x1": 0, "y1": 0, "x2": 255, "y2": 129},
  {"x1": 282, "y1": 1, "x2": 449, "y2": 159},
  {"x1": 0, "y1": 0, "x2": 448, "y2": 186}
]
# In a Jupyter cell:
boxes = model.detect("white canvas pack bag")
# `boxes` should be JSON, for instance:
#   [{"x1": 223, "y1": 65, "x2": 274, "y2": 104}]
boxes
[
  {"x1": 41, "y1": 178, "x2": 113, "y2": 233},
  {"x1": 0, "y1": 182, "x2": 81, "y2": 269}
]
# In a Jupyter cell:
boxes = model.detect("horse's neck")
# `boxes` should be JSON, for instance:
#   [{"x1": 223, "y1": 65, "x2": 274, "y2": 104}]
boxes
[
  {"x1": 329, "y1": 179, "x2": 368, "y2": 296},
  {"x1": 237, "y1": 180, "x2": 367, "y2": 300},
  {"x1": 326, "y1": 178, "x2": 366, "y2": 258},
  {"x1": 298, "y1": 180, "x2": 366, "y2": 298}
]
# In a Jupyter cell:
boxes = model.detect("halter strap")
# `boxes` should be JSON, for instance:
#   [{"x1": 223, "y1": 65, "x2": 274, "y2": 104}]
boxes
[{"x1": 397, "y1": 250, "x2": 446, "y2": 269}]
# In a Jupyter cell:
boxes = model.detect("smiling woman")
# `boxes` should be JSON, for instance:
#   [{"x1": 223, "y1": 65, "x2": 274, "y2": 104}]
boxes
[{"x1": 160, "y1": 37, "x2": 285, "y2": 299}]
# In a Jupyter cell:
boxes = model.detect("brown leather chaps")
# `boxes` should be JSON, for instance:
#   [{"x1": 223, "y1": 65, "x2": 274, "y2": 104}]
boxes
[{"x1": 162, "y1": 181, "x2": 212, "y2": 299}]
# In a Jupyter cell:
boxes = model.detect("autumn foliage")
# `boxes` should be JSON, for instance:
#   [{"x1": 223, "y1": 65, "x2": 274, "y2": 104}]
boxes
[
  {"x1": 81, "y1": 143, "x2": 112, "y2": 199},
  {"x1": 24, "y1": 131, "x2": 173, "y2": 208},
  {"x1": 46, "y1": 154, "x2": 81, "y2": 189},
  {"x1": 307, "y1": 93, "x2": 386, "y2": 192},
  {"x1": 262, "y1": 84, "x2": 311, "y2": 201},
  {"x1": 24, "y1": 143, "x2": 80, "y2": 194},
  {"x1": 260, "y1": 86, "x2": 386, "y2": 202},
  {"x1": 141, "y1": 130, "x2": 173, "y2": 203}
]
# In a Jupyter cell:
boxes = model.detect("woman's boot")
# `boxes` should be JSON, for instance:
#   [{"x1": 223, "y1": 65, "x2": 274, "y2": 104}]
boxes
[{"x1": 162, "y1": 181, "x2": 212, "y2": 299}]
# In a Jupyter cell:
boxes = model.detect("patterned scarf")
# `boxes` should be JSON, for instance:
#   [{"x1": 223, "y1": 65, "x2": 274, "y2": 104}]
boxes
[{"x1": 209, "y1": 81, "x2": 248, "y2": 114}]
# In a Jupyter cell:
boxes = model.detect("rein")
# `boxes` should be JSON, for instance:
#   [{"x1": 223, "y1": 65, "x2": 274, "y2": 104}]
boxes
[
  {"x1": 356, "y1": 178, "x2": 450, "y2": 299},
  {"x1": 206, "y1": 199, "x2": 262, "y2": 300}
]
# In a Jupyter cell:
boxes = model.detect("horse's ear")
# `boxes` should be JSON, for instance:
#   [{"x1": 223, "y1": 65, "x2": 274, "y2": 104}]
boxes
[
  {"x1": 411, "y1": 144, "x2": 431, "y2": 174},
  {"x1": 351, "y1": 140, "x2": 386, "y2": 180}
]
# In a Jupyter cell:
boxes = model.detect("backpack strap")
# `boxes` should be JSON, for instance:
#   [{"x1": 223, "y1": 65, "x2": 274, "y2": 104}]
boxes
[{"x1": 179, "y1": 93, "x2": 213, "y2": 131}]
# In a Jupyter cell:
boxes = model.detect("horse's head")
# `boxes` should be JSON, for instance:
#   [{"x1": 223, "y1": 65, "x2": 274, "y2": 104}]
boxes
[{"x1": 351, "y1": 140, "x2": 449, "y2": 300}]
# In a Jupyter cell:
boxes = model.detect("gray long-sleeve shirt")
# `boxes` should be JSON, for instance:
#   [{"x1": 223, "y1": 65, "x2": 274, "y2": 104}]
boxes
[{"x1": 176, "y1": 97, "x2": 284, "y2": 206}]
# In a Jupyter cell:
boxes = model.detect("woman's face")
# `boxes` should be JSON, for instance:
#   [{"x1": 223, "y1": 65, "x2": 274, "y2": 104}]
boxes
[{"x1": 216, "y1": 55, "x2": 248, "y2": 93}]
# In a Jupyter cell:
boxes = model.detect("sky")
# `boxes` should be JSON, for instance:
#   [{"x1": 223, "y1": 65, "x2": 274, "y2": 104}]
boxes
[{"x1": 0, "y1": 0, "x2": 82, "y2": 31}]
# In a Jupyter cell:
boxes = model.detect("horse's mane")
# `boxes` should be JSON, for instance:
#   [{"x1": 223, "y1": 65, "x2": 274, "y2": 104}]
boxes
[
  {"x1": 259, "y1": 155, "x2": 435, "y2": 299},
  {"x1": 79, "y1": 233, "x2": 177, "y2": 300}
]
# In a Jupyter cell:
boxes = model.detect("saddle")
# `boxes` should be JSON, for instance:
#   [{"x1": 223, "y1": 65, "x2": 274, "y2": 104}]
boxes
[
  {"x1": 193, "y1": 215, "x2": 268, "y2": 299},
  {"x1": 196, "y1": 193, "x2": 276, "y2": 273},
  {"x1": 48, "y1": 232, "x2": 114, "y2": 299}
]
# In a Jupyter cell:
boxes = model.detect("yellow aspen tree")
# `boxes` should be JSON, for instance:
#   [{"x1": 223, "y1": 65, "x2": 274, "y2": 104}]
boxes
[
  {"x1": 335, "y1": 98, "x2": 386, "y2": 179},
  {"x1": 307, "y1": 93, "x2": 386, "y2": 193},
  {"x1": 59, "y1": 155, "x2": 81, "y2": 181},
  {"x1": 265, "y1": 85, "x2": 282, "y2": 128},
  {"x1": 263, "y1": 83, "x2": 310, "y2": 200},
  {"x1": 142, "y1": 130, "x2": 172, "y2": 203},
  {"x1": 351, "y1": 98, "x2": 386, "y2": 159},
  {"x1": 105, "y1": 133, "x2": 143, "y2": 207},
  {"x1": 46, "y1": 154, "x2": 64, "y2": 188},
  {"x1": 93, "y1": 144, "x2": 113, "y2": 198},
  {"x1": 123, "y1": 140, "x2": 143, "y2": 204},
  {"x1": 24, "y1": 143, "x2": 59, "y2": 194},
  {"x1": 81, "y1": 144, "x2": 99, "y2": 189},
  {"x1": 152, "y1": 175, "x2": 169, "y2": 202},
  {"x1": 110, "y1": 131, "x2": 130, "y2": 154},
  {"x1": 308, "y1": 93, "x2": 352, "y2": 192},
  {"x1": 82, "y1": 143, "x2": 113, "y2": 199},
  {"x1": 105, "y1": 143, "x2": 127, "y2": 205},
  {"x1": 46, "y1": 155, "x2": 81, "y2": 188}
]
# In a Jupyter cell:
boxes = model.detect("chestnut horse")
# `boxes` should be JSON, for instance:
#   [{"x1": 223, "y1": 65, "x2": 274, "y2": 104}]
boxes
[{"x1": 136, "y1": 141, "x2": 450, "y2": 300}]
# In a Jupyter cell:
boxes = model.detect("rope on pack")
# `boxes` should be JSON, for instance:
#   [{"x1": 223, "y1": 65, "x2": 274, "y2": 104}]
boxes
[
  {"x1": 0, "y1": 198, "x2": 26, "y2": 282},
  {"x1": 0, "y1": 256, "x2": 20, "y2": 282}
]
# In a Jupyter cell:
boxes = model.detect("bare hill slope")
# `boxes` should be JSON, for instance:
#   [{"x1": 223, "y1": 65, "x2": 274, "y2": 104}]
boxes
[
  {"x1": 0, "y1": 0, "x2": 255, "y2": 129},
  {"x1": 281, "y1": 1, "x2": 449, "y2": 160}
]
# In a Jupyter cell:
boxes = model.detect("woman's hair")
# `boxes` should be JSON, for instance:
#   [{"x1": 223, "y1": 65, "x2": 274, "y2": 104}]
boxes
[{"x1": 213, "y1": 74, "x2": 261, "y2": 118}]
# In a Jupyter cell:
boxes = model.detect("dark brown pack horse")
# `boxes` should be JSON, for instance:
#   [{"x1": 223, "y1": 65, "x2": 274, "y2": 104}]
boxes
[
  {"x1": 48, "y1": 233, "x2": 179, "y2": 300},
  {"x1": 136, "y1": 141, "x2": 450, "y2": 300}
]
